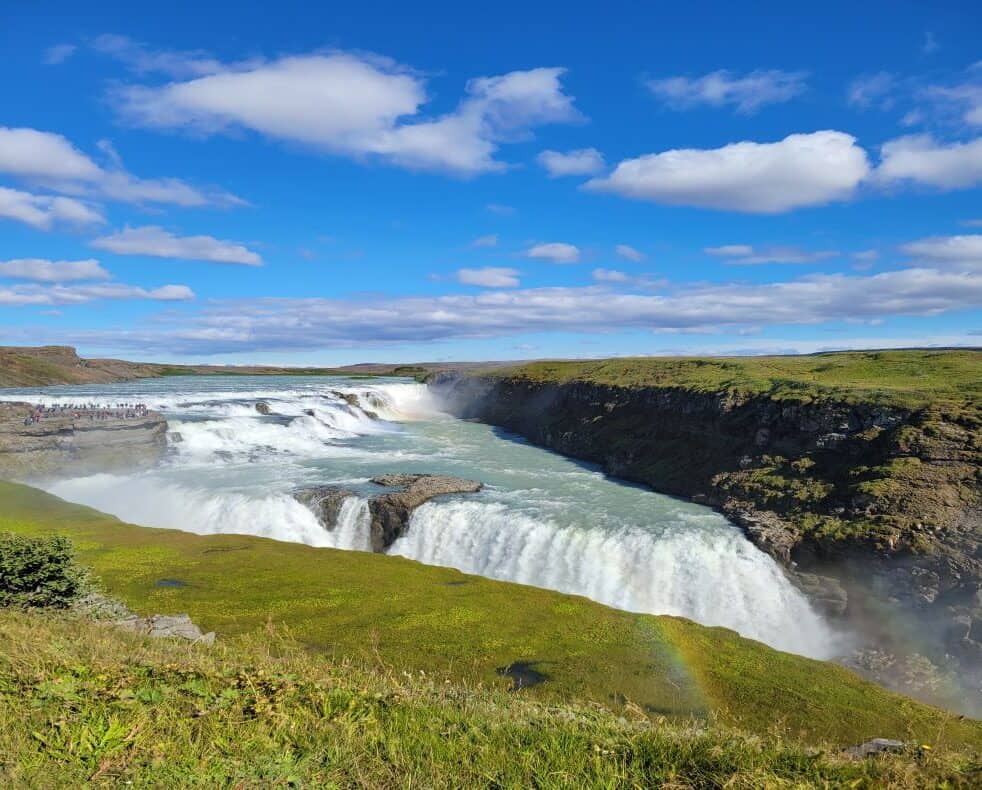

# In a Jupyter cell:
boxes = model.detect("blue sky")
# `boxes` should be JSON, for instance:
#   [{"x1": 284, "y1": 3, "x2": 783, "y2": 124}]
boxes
[{"x1": 0, "y1": 0, "x2": 979, "y2": 364}]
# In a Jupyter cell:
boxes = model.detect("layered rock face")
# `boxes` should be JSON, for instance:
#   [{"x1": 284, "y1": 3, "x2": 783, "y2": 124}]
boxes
[
  {"x1": 295, "y1": 473, "x2": 483, "y2": 552},
  {"x1": 0, "y1": 402, "x2": 168, "y2": 479},
  {"x1": 428, "y1": 372, "x2": 981, "y2": 697}
]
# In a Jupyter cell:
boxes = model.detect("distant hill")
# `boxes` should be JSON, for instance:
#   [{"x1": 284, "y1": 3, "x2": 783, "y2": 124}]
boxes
[{"x1": 0, "y1": 345, "x2": 492, "y2": 388}]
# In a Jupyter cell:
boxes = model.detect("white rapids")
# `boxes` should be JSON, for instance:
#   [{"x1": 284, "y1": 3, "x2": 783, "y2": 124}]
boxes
[{"x1": 1, "y1": 375, "x2": 842, "y2": 659}]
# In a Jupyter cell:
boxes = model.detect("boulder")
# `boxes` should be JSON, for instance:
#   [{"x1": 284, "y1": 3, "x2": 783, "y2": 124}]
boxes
[
  {"x1": 367, "y1": 474, "x2": 483, "y2": 552},
  {"x1": 255, "y1": 402, "x2": 272, "y2": 415},
  {"x1": 845, "y1": 738, "x2": 906, "y2": 758},
  {"x1": 294, "y1": 486, "x2": 357, "y2": 529}
]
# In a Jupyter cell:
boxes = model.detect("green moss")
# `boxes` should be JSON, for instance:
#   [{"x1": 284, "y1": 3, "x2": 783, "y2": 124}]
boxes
[
  {"x1": 3, "y1": 612, "x2": 977, "y2": 788},
  {"x1": 485, "y1": 350, "x2": 981, "y2": 410},
  {"x1": 1, "y1": 480, "x2": 979, "y2": 750}
]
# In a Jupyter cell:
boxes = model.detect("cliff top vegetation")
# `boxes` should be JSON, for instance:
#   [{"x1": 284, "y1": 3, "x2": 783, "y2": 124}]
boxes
[{"x1": 483, "y1": 350, "x2": 981, "y2": 410}]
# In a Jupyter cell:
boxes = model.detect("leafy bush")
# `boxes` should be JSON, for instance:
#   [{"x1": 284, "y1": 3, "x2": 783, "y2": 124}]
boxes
[{"x1": 0, "y1": 533, "x2": 90, "y2": 608}]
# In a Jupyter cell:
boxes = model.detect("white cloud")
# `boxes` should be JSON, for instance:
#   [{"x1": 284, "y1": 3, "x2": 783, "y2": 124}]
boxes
[
  {"x1": 592, "y1": 268, "x2": 630, "y2": 282},
  {"x1": 0, "y1": 186, "x2": 104, "y2": 230},
  {"x1": 471, "y1": 234, "x2": 498, "y2": 248},
  {"x1": 922, "y1": 32, "x2": 939, "y2": 55},
  {"x1": 90, "y1": 226, "x2": 262, "y2": 265},
  {"x1": 0, "y1": 282, "x2": 194, "y2": 306},
  {"x1": 647, "y1": 69, "x2": 807, "y2": 114},
  {"x1": 42, "y1": 44, "x2": 77, "y2": 65},
  {"x1": 705, "y1": 245, "x2": 754, "y2": 257},
  {"x1": 900, "y1": 234, "x2": 982, "y2": 270},
  {"x1": 923, "y1": 81, "x2": 982, "y2": 127},
  {"x1": 0, "y1": 127, "x2": 241, "y2": 207},
  {"x1": 614, "y1": 244, "x2": 646, "y2": 262},
  {"x1": 704, "y1": 244, "x2": 839, "y2": 264},
  {"x1": 847, "y1": 72, "x2": 896, "y2": 109},
  {"x1": 112, "y1": 53, "x2": 580, "y2": 176},
  {"x1": 486, "y1": 203, "x2": 516, "y2": 215},
  {"x1": 91, "y1": 34, "x2": 229, "y2": 78},
  {"x1": 537, "y1": 148, "x2": 605, "y2": 176},
  {"x1": 525, "y1": 242, "x2": 580, "y2": 263},
  {"x1": 962, "y1": 219, "x2": 982, "y2": 228},
  {"x1": 0, "y1": 258, "x2": 110, "y2": 282},
  {"x1": 852, "y1": 249, "x2": 879, "y2": 261},
  {"x1": 876, "y1": 134, "x2": 982, "y2": 189},
  {"x1": 456, "y1": 267, "x2": 520, "y2": 287},
  {"x1": 587, "y1": 131, "x2": 870, "y2": 213},
  {"x1": 69, "y1": 265, "x2": 981, "y2": 354}
]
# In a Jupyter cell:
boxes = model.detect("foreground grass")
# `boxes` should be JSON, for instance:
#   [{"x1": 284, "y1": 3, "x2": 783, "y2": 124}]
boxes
[
  {"x1": 2, "y1": 480, "x2": 980, "y2": 753},
  {"x1": 1, "y1": 611, "x2": 979, "y2": 788},
  {"x1": 488, "y1": 350, "x2": 981, "y2": 410}
]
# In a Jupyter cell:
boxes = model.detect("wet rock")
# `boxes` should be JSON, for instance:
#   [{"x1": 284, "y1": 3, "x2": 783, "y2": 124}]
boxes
[
  {"x1": 367, "y1": 474, "x2": 483, "y2": 552},
  {"x1": 293, "y1": 486, "x2": 356, "y2": 529},
  {"x1": 791, "y1": 571, "x2": 848, "y2": 617},
  {"x1": 255, "y1": 401, "x2": 272, "y2": 415}
]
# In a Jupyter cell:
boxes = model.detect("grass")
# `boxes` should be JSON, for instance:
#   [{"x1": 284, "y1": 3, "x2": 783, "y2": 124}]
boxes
[
  {"x1": 1, "y1": 480, "x2": 979, "y2": 754},
  {"x1": 487, "y1": 350, "x2": 981, "y2": 410},
  {"x1": 2, "y1": 611, "x2": 980, "y2": 788}
]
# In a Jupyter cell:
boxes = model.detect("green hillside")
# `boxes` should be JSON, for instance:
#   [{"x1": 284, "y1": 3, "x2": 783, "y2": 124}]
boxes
[{"x1": 1, "y1": 481, "x2": 978, "y2": 752}]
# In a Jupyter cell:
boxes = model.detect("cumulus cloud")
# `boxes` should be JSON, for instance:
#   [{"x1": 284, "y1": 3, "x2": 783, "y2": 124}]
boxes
[
  {"x1": 647, "y1": 69, "x2": 807, "y2": 114},
  {"x1": 456, "y1": 267, "x2": 520, "y2": 287},
  {"x1": 537, "y1": 148, "x2": 605, "y2": 176},
  {"x1": 42, "y1": 44, "x2": 78, "y2": 66},
  {"x1": 0, "y1": 282, "x2": 194, "y2": 306},
  {"x1": 592, "y1": 268, "x2": 630, "y2": 282},
  {"x1": 90, "y1": 226, "x2": 262, "y2": 265},
  {"x1": 0, "y1": 258, "x2": 110, "y2": 282},
  {"x1": 525, "y1": 242, "x2": 581, "y2": 263},
  {"x1": 68, "y1": 265, "x2": 981, "y2": 354},
  {"x1": 110, "y1": 52, "x2": 580, "y2": 176},
  {"x1": 900, "y1": 234, "x2": 982, "y2": 270},
  {"x1": 875, "y1": 134, "x2": 982, "y2": 189},
  {"x1": 471, "y1": 234, "x2": 498, "y2": 248},
  {"x1": 704, "y1": 244, "x2": 839, "y2": 264},
  {"x1": 586, "y1": 131, "x2": 870, "y2": 213},
  {"x1": 0, "y1": 186, "x2": 104, "y2": 230},
  {"x1": 614, "y1": 244, "x2": 646, "y2": 262},
  {"x1": 0, "y1": 127, "x2": 241, "y2": 207}
]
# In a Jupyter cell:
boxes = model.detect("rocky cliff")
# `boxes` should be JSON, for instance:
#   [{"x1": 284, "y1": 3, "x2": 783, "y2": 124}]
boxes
[
  {"x1": 428, "y1": 364, "x2": 981, "y2": 703},
  {"x1": 0, "y1": 403, "x2": 168, "y2": 478}
]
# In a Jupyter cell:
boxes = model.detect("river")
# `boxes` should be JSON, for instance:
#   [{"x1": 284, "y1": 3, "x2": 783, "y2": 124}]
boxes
[{"x1": 0, "y1": 375, "x2": 840, "y2": 658}]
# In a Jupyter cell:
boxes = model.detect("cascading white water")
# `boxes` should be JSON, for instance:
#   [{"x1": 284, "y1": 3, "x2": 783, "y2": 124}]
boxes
[
  {"x1": 2, "y1": 374, "x2": 841, "y2": 660},
  {"x1": 390, "y1": 499, "x2": 834, "y2": 657}
]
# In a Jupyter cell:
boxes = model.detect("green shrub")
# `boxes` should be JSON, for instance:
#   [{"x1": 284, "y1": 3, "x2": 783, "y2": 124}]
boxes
[{"x1": 0, "y1": 533, "x2": 90, "y2": 608}]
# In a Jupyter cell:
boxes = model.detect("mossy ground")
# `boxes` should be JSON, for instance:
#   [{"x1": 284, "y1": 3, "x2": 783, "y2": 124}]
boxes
[
  {"x1": 491, "y1": 350, "x2": 980, "y2": 410},
  {"x1": 1, "y1": 480, "x2": 979, "y2": 755},
  {"x1": 2, "y1": 611, "x2": 980, "y2": 788}
]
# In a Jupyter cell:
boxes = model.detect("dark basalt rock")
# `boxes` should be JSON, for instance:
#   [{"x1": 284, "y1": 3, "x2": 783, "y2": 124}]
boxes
[
  {"x1": 255, "y1": 401, "x2": 272, "y2": 415},
  {"x1": 367, "y1": 474, "x2": 483, "y2": 552},
  {"x1": 294, "y1": 486, "x2": 356, "y2": 529},
  {"x1": 293, "y1": 473, "x2": 483, "y2": 551}
]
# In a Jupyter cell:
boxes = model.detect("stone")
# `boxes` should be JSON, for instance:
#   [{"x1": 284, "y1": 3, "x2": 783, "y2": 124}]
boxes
[
  {"x1": 366, "y1": 474, "x2": 483, "y2": 552},
  {"x1": 845, "y1": 738, "x2": 906, "y2": 758},
  {"x1": 255, "y1": 401, "x2": 272, "y2": 415},
  {"x1": 293, "y1": 486, "x2": 357, "y2": 529}
]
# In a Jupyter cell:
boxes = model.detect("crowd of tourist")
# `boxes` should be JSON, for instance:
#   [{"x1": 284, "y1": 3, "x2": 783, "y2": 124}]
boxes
[{"x1": 23, "y1": 402, "x2": 151, "y2": 425}]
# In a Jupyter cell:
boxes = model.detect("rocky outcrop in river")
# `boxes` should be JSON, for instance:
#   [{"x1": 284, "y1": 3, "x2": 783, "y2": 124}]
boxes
[
  {"x1": 427, "y1": 370, "x2": 981, "y2": 708},
  {"x1": 295, "y1": 473, "x2": 483, "y2": 552},
  {"x1": 0, "y1": 402, "x2": 168, "y2": 479}
]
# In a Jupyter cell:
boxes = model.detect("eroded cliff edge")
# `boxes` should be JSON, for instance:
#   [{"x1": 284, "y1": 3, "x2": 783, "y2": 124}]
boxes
[
  {"x1": 428, "y1": 352, "x2": 981, "y2": 702},
  {"x1": 0, "y1": 402, "x2": 168, "y2": 478}
]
